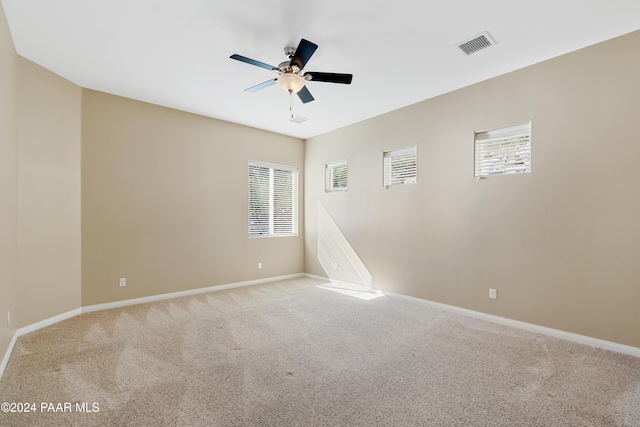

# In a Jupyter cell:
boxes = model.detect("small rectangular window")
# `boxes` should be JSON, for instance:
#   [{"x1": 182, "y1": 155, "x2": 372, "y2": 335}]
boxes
[
  {"x1": 383, "y1": 146, "x2": 417, "y2": 187},
  {"x1": 475, "y1": 123, "x2": 531, "y2": 178},
  {"x1": 325, "y1": 160, "x2": 348, "y2": 192},
  {"x1": 248, "y1": 161, "x2": 298, "y2": 237}
]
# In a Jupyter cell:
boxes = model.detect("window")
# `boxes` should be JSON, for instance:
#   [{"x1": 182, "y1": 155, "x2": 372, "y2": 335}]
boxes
[
  {"x1": 325, "y1": 160, "x2": 348, "y2": 192},
  {"x1": 248, "y1": 162, "x2": 298, "y2": 237},
  {"x1": 475, "y1": 122, "x2": 531, "y2": 178},
  {"x1": 383, "y1": 146, "x2": 417, "y2": 187}
]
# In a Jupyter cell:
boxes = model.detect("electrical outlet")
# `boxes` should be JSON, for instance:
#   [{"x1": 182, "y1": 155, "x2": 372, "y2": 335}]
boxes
[
  {"x1": 489, "y1": 288, "x2": 497, "y2": 299},
  {"x1": 7, "y1": 311, "x2": 10, "y2": 326},
  {"x1": 258, "y1": 262, "x2": 262, "y2": 270},
  {"x1": 120, "y1": 278, "x2": 126, "y2": 287}
]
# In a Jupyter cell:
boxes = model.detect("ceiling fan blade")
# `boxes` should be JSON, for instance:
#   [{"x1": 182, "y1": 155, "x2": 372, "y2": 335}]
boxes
[
  {"x1": 245, "y1": 78, "x2": 277, "y2": 92},
  {"x1": 230, "y1": 54, "x2": 277, "y2": 71},
  {"x1": 290, "y1": 39, "x2": 318, "y2": 71},
  {"x1": 297, "y1": 85, "x2": 314, "y2": 103},
  {"x1": 305, "y1": 72, "x2": 353, "y2": 84}
]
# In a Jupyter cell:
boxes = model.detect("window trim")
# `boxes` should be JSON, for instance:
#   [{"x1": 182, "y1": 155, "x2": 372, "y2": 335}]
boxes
[
  {"x1": 248, "y1": 161, "x2": 298, "y2": 238},
  {"x1": 474, "y1": 122, "x2": 531, "y2": 179},
  {"x1": 325, "y1": 160, "x2": 348, "y2": 192},
  {"x1": 383, "y1": 146, "x2": 418, "y2": 188}
]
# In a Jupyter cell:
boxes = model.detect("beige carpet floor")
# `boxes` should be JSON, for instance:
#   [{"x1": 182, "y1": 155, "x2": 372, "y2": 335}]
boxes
[{"x1": 0, "y1": 277, "x2": 639, "y2": 426}]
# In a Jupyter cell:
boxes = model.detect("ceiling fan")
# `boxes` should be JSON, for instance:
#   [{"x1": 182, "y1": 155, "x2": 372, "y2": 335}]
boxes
[{"x1": 230, "y1": 38, "x2": 353, "y2": 104}]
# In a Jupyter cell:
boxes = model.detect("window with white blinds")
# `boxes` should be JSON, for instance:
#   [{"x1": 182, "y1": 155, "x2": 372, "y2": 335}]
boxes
[
  {"x1": 325, "y1": 160, "x2": 348, "y2": 192},
  {"x1": 383, "y1": 146, "x2": 417, "y2": 187},
  {"x1": 475, "y1": 123, "x2": 531, "y2": 178},
  {"x1": 248, "y1": 162, "x2": 298, "y2": 237}
]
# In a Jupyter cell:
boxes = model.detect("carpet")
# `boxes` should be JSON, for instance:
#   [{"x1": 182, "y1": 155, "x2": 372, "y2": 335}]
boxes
[{"x1": 0, "y1": 277, "x2": 638, "y2": 426}]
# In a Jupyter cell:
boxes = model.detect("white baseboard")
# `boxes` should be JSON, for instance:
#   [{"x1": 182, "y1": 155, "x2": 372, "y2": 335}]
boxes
[
  {"x1": 304, "y1": 273, "x2": 330, "y2": 283},
  {"x1": 0, "y1": 332, "x2": 18, "y2": 383},
  {"x1": 82, "y1": 273, "x2": 305, "y2": 314},
  {"x1": 385, "y1": 291, "x2": 640, "y2": 358},
  {"x1": 0, "y1": 273, "x2": 305, "y2": 381},
  {"x1": 1, "y1": 307, "x2": 83, "y2": 381},
  {"x1": 327, "y1": 279, "x2": 374, "y2": 292},
  {"x1": 17, "y1": 308, "x2": 84, "y2": 336},
  {"x1": 303, "y1": 274, "x2": 383, "y2": 294},
  {"x1": 3, "y1": 275, "x2": 638, "y2": 381}
]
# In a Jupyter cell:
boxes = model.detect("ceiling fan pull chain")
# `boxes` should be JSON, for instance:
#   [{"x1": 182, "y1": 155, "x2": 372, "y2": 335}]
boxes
[{"x1": 290, "y1": 90, "x2": 294, "y2": 119}]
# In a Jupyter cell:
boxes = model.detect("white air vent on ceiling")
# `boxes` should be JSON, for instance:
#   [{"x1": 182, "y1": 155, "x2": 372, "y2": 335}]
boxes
[
  {"x1": 290, "y1": 115, "x2": 309, "y2": 124},
  {"x1": 456, "y1": 32, "x2": 496, "y2": 55}
]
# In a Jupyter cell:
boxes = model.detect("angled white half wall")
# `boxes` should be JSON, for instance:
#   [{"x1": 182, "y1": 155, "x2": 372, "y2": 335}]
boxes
[{"x1": 317, "y1": 201, "x2": 373, "y2": 292}]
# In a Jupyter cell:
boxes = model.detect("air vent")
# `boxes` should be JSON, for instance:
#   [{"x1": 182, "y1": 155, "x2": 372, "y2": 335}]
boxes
[
  {"x1": 290, "y1": 115, "x2": 309, "y2": 124},
  {"x1": 456, "y1": 32, "x2": 496, "y2": 55}
]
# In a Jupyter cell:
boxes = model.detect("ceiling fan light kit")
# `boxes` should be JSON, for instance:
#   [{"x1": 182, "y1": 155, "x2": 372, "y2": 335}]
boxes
[
  {"x1": 277, "y1": 73, "x2": 305, "y2": 93},
  {"x1": 230, "y1": 38, "x2": 353, "y2": 106}
]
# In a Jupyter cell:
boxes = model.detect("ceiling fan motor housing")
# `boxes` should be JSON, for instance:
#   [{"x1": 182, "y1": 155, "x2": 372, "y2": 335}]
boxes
[
  {"x1": 284, "y1": 45, "x2": 296, "y2": 58},
  {"x1": 277, "y1": 61, "x2": 296, "y2": 74}
]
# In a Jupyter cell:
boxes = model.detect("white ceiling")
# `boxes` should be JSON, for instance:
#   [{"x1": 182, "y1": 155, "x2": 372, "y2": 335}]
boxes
[{"x1": 3, "y1": 0, "x2": 640, "y2": 139}]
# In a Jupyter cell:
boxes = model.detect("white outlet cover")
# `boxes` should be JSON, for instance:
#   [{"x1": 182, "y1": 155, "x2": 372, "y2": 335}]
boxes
[
  {"x1": 120, "y1": 278, "x2": 126, "y2": 287},
  {"x1": 489, "y1": 288, "x2": 497, "y2": 299}
]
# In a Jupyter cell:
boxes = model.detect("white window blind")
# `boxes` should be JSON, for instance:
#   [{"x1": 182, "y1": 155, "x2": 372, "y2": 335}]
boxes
[
  {"x1": 383, "y1": 146, "x2": 417, "y2": 187},
  {"x1": 325, "y1": 160, "x2": 348, "y2": 192},
  {"x1": 249, "y1": 162, "x2": 298, "y2": 237},
  {"x1": 475, "y1": 123, "x2": 531, "y2": 178}
]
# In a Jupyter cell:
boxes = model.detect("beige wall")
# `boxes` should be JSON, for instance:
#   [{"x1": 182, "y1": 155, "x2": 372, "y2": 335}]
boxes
[
  {"x1": 0, "y1": 2, "x2": 81, "y2": 358},
  {"x1": 0, "y1": 1, "x2": 19, "y2": 358},
  {"x1": 16, "y1": 57, "x2": 82, "y2": 327},
  {"x1": 81, "y1": 90, "x2": 304, "y2": 306},
  {"x1": 305, "y1": 30, "x2": 640, "y2": 348}
]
